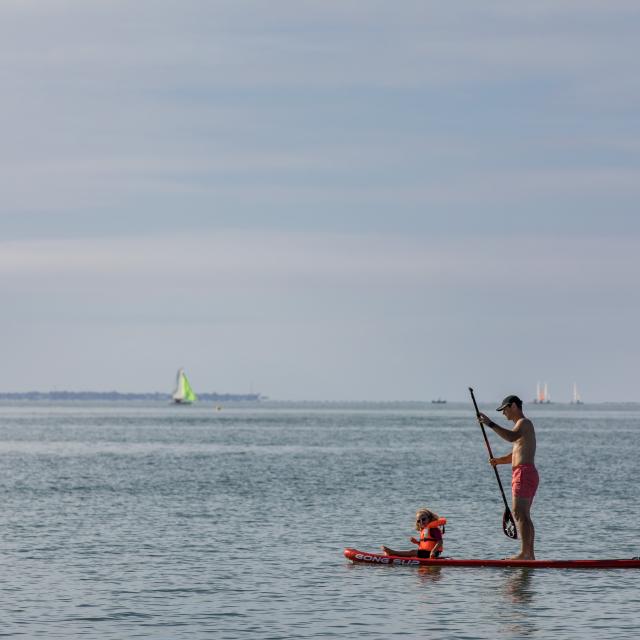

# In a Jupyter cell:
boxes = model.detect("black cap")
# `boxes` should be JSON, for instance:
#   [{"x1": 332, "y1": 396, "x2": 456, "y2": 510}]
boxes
[{"x1": 496, "y1": 395, "x2": 521, "y2": 411}]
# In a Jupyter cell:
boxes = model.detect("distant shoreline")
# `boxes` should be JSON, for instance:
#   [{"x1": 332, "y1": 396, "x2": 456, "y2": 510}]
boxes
[
  {"x1": 0, "y1": 394, "x2": 637, "y2": 405},
  {"x1": 0, "y1": 391, "x2": 263, "y2": 402}
]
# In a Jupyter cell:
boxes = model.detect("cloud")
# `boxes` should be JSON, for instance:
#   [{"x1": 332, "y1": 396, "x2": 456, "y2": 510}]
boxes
[
  {"x1": 1, "y1": 1, "x2": 639, "y2": 399},
  {"x1": 1, "y1": 0, "x2": 639, "y2": 236},
  {"x1": 2, "y1": 227, "x2": 637, "y2": 399},
  {"x1": 2, "y1": 1, "x2": 638, "y2": 95},
  {"x1": 2, "y1": 231, "x2": 637, "y2": 299}
]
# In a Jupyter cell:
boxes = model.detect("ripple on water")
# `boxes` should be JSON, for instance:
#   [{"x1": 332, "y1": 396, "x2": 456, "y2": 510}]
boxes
[{"x1": 1, "y1": 403, "x2": 640, "y2": 638}]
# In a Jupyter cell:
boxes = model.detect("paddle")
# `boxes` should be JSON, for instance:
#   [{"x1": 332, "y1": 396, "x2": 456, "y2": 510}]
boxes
[{"x1": 468, "y1": 387, "x2": 518, "y2": 539}]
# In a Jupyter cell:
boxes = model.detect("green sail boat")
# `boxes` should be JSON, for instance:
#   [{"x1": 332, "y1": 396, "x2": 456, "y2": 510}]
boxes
[{"x1": 172, "y1": 368, "x2": 197, "y2": 404}]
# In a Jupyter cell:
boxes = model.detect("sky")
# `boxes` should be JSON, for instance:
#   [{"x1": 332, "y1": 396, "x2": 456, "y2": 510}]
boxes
[{"x1": 1, "y1": 1, "x2": 639, "y2": 402}]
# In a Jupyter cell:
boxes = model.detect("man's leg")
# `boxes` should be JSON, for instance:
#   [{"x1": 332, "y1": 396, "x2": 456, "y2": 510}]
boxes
[{"x1": 512, "y1": 496, "x2": 535, "y2": 560}]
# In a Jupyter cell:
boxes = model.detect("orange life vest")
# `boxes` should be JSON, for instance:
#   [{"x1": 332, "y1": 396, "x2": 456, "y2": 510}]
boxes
[{"x1": 418, "y1": 517, "x2": 446, "y2": 553}]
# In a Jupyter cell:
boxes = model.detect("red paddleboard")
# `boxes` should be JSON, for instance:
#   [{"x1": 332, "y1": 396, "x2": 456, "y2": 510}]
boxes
[{"x1": 344, "y1": 548, "x2": 640, "y2": 569}]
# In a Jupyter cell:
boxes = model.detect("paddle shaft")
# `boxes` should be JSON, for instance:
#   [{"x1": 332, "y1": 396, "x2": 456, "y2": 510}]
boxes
[{"x1": 468, "y1": 387, "x2": 511, "y2": 511}]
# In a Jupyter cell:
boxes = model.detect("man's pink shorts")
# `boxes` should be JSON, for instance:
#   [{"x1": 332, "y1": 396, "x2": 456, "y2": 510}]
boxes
[{"x1": 512, "y1": 464, "x2": 539, "y2": 502}]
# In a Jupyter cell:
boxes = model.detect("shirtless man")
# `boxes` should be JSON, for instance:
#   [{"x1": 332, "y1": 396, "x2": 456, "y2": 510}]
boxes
[{"x1": 478, "y1": 395, "x2": 538, "y2": 560}]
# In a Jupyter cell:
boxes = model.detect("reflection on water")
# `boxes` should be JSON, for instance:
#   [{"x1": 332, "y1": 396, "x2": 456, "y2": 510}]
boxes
[
  {"x1": 500, "y1": 569, "x2": 538, "y2": 638},
  {"x1": 503, "y1": 568, "x2": 535, "y2": 604},
  {"x1": 417, "y1": 565, "x2": 444, "y2": 584}
]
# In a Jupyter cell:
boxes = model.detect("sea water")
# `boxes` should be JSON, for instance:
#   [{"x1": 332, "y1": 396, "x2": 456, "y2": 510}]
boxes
[{"x1": 0, "y1": 401, "x2": 639, "y2": 639}]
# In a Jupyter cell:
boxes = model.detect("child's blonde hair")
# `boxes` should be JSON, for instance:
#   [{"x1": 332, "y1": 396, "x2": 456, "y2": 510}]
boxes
[{"x1": 415, "y1": 508, "x2": 439, "y2": 531}]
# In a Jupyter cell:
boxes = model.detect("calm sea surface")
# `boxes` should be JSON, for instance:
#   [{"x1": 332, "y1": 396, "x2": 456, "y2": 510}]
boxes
[{"x1": 1, "y1": 401, "x2": 639, "y2": 639}]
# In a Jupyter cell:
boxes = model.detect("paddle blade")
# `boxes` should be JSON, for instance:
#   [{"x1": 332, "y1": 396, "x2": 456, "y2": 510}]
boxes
[{"x1": 503, "y1": 510, "x2": 518, "y2": 539}]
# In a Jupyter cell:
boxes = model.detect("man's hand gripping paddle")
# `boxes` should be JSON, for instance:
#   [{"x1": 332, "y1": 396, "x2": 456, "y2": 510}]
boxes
[{"x1": 469, "y1": 387, "x2": 518, "y2": 539}]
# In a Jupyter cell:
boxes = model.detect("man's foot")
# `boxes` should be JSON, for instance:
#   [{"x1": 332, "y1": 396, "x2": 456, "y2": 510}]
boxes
[
  {"x1": 507, "y1": 553, "x2": 535, "y2": 560},
  {"x1": 381, "y1": 546, "x2": 394, "y2": 555}
]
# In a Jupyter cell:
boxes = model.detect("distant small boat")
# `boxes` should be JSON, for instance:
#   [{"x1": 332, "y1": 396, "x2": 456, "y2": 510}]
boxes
[
  {"x1": 172, "y1": 368, "x2": 197, "y2": 404},
  {"x1": 431, "y1": 398, "x2": 447, "y2": 404}
]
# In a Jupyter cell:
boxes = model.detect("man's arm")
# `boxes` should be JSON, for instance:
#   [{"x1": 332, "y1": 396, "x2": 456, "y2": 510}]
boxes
[
  {"x1": 478, "y1": 413, "x2": 522, "y2": 443},
  {"x1": 490, "y1": 452, "x2": 513, "y2": 466}
]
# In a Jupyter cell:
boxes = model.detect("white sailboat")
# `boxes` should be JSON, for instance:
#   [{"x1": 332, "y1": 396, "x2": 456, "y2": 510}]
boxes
[
  {"x1": 571, "y1": 383, "x2": 583, "y2": 405},
  {"x1": 172, "y1": 368, "x2": 197, "y2": 404},
  {"x1": 534, "y1": 381, "x2": 551, "y2": 404}
]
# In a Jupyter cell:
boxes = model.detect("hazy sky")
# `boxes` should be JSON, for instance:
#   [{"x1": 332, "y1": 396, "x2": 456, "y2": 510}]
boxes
[{"x1": 2, "y1": 1, "x2": 639, "y2": 402}]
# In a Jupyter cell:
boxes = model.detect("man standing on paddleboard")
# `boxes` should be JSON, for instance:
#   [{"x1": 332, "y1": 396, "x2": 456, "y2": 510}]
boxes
[{"x1": 478, "y1": 395, "x2": 538, "y2": 560}]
